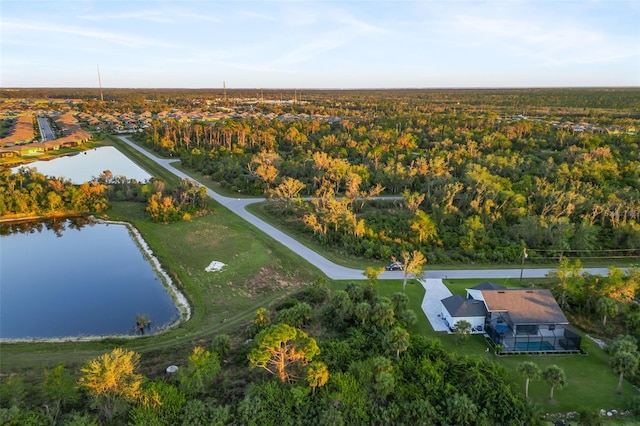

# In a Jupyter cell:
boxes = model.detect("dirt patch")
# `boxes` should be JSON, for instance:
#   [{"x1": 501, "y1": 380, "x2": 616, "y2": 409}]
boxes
[
  {"x1": 243, "y1": 266, "x2": 300, "y2": 297},
  {"x1": 586, "y1": 334, "x2": 608, "y2": 350}
]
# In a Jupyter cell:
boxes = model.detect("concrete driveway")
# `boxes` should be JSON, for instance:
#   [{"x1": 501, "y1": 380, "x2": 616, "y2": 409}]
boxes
[{"x1": 420, "y1": 279, "x2": 453, "y2": 333}]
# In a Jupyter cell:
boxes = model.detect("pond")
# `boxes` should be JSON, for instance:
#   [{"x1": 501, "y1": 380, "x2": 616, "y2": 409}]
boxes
[
  {"x1": 0, "y1": 218, "x2": 184, "y2": 340},
  {"x1": 12, "y1": 146, "x2": 152, "y2": 183}
]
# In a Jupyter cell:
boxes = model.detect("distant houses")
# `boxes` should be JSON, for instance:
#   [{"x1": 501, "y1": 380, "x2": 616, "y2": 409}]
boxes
[{"x1": 0, "y1": 112, "x2": 91, "y2": 158}]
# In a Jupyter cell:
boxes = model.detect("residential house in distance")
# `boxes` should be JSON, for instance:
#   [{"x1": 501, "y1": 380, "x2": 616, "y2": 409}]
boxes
[{"x1": 441, "y1": 282, "x2": 582, "y2": 354}]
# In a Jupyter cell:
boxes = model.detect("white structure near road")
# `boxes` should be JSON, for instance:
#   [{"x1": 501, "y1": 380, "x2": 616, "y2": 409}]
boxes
[
  {"x1": 440, "y1": 295, "x2": 487, "y2": 334},
  {"x1": 419, "y1": 279, "x2": 452, "y2": 333}
]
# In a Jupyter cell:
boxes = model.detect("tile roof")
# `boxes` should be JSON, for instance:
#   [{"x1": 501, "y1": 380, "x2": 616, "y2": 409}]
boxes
[{"x1": 481, "y1": 289, "x2": 568, "y2": 325}]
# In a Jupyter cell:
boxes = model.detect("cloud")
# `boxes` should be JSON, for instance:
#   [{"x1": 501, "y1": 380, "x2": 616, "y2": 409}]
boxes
[
  {"x1": 432, "y1": 9, "x2": 639, "y2": 66},
  {"x1": 78, "y1": 7, "x2": 221, "y2": 24},
  {"x1": 236, "y1": 10, "x2": 277, "y2": 22},
  {"x1": 2, "y1": 19, "x2": 178, "y2": 49},
  {"x1": 262, "y1": 4, "x2": 391, "y2": 68}
]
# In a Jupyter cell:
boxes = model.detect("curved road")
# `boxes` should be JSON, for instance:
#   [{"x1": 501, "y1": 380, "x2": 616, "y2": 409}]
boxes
[{"x1": 117, "y1": 136, "x2": 611, "y2": 280}]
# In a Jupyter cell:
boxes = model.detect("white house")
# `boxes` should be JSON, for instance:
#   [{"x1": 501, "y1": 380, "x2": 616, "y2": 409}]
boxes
[{"x1": 440, "y1": 294, "x2": 487, "y2": 334}]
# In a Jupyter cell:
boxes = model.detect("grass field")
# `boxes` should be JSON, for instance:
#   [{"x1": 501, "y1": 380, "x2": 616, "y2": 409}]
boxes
[{"x1": 1, "y1": 136, "x2": 637, "y2": 420}]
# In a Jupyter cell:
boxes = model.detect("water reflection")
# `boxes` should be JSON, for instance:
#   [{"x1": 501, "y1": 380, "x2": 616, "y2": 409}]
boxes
[
  {"x1": 0, "y1": 218, "x2": 180, "y2": 339},
  {"x1": 11, "y1": 146, "x2": 152, "y2": 183},
  {"x1": 0, "y1": 216, "x2": 92, "y2": 237}
]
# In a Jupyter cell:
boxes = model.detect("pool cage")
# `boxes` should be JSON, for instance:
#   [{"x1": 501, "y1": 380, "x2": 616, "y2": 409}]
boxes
[{"x1": 485, "y1": 312, "x2": 582, "y2": 353}]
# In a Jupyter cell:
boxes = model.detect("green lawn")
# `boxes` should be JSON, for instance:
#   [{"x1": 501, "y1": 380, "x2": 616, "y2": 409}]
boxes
[{"x1": 0, "y1": 187, "x2": 323, "y2": 375}]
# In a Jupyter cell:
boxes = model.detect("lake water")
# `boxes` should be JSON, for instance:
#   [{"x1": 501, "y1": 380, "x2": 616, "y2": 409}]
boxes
[
  {"x1": 0, "y1": 218, "x2": 180, "y2": 340},
  {"x1": 12, "y1": 146, "x2": 152, "y2": 183}
]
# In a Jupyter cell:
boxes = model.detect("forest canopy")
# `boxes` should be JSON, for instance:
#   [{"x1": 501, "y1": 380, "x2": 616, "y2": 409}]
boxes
[{"x1": 134, "y1": 91, "x2": 640, "y2": 264}]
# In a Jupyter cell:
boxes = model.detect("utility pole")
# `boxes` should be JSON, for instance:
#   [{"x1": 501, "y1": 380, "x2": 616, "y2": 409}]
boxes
[
  {"x1": 519, "y1": 247, "x2": 528, "y2": 284},
  {"x1": 97, "y1": 65, "x2": 104, "y2": 102},
  {"x1": 223, "y1": 80, "x2": 227, "y2": 102}
]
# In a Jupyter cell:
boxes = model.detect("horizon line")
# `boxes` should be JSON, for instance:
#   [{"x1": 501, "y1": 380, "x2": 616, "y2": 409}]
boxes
[{"x1": 2, "y1": 85, "x2": 639, "y2": 91}]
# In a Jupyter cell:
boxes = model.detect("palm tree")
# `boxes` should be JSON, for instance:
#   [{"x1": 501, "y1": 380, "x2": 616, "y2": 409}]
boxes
[
  {"x1": 610, "y1": 351, "x2": 638, "y2": 394},
  {"x1": 596, "y1": 297, "x2": 618, "y2": 327},
  {"x1": 354, "y1": 301, "x2": 371, "y2": 325},
  {"x1": 609, "y1": 335, "x2": 639, "y2": 394},
  {"x1": 306, "y1": 361, "x2": 329, "y2": 394},
  {"x1": 517, "y1": 361, "x2": 541, "y2": 399},
  {"x1": 542, "y1": 365, "x2": 567, "y2": 400},
  {"x1": 410, "y1": 209, "x2": 438, "y2": 244},
  {"x1": 384, "y1": 326, "x2": 410, "y2": 359},
  {"x1": 445, "y1": 393, "x2": 478, "y2": 425},
  {"x1": 453, "y1": 320, "x2": 472, "y2": 344}
]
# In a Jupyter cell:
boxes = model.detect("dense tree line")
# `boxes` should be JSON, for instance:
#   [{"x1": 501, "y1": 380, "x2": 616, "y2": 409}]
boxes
[
  {"x1": 0, "y1": 167, "x2": 108, "y2": 218},
  {"x1": 3, "y1": 88, "x2": 640, "y2": 117},
  {"x1": 95, "y1": 171, "x2": 210, "y2": 223},
  {"x1": 0, "y1": 168, "x2": 208, "y2": 223},
  {"x1": 548, "y1": 261, "x2": 640, "y2": 337},
  {"x1": 0, "y1": 280, "x2": 542, "y2": 425},
  {"x1": 134, "y1": 102, "x2": 640, "y2": 263}
]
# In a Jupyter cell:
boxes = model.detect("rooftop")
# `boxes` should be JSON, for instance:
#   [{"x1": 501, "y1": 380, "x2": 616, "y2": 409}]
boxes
[{"x1": 482, "y1": 289, "x2": 568, "y2": 325}]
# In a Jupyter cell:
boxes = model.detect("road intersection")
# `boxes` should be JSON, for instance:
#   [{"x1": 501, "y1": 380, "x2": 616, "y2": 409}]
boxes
[{"x1": 118, "y1": 136, "x2": 612, "y2": 281}]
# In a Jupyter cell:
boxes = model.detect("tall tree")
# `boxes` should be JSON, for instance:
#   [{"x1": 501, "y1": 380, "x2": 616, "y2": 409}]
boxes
[
  {"x1": 271, "y1": 177, "x2": 306, "y2": 206},
  {"x1": 212, "y1": 334, "x2": 232, "y2": 359},
  {"x1": 596, "y1": 297, "x2": 619, "y2": 327},
  {"x1": 410, "y1": 210, "x2": 438, "y2": 244},
  {"x1": 609, "y1": 335, "x2": 639, "y2": 394},
  {"x1": 453, "y1": 320, "x2": 472, "y2": 344},
  {"x1": 364, "y1": 266, "x2": 384, "y2": 282},
  {"x1": 610, "y1": 351, "x2": 638, "y2": 395},
  {"x1": 552, "y1": 257, "x2": 583, "y2": 309},
  {"x1": 248, "y1": 323, "x2": 320, "y2": 382},
  {"x1": 445, "y1": 393, "x2": 478, "y2": 426},
  {"x1": 517, "y1": 361, "x2": 541, "y2": 399},
  {"x1": 384, "y1": 326, "x2": 410, "y2": 359},
  {"x1": 399, "y1": 250, "x2": 427, "y2": 294},
  {"x1": 542, "y1": 365, "x2": 567, "y2": 400},
  {"x1": 130, "y1": 381, "x2": 186, "y2": 426},
  {"x1": 42, "y1": 364, "x2": 81, "y2": 424},
  {"x1": 178, "y1": 346, "x2": 221, "y2": 397}
]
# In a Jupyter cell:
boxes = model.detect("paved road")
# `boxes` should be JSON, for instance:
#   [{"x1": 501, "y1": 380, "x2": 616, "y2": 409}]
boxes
[
  {"x1": 117, "y1": 136, "x2": 612, "y2": 280},
  {"x1": 37, "y1": 116, "x2": 55, "y2": 141}
]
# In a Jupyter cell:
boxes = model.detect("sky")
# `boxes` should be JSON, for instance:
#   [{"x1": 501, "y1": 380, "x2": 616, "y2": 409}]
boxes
[{"x1": 1, "y1": 0, "x2": 639, "y2": 89}]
